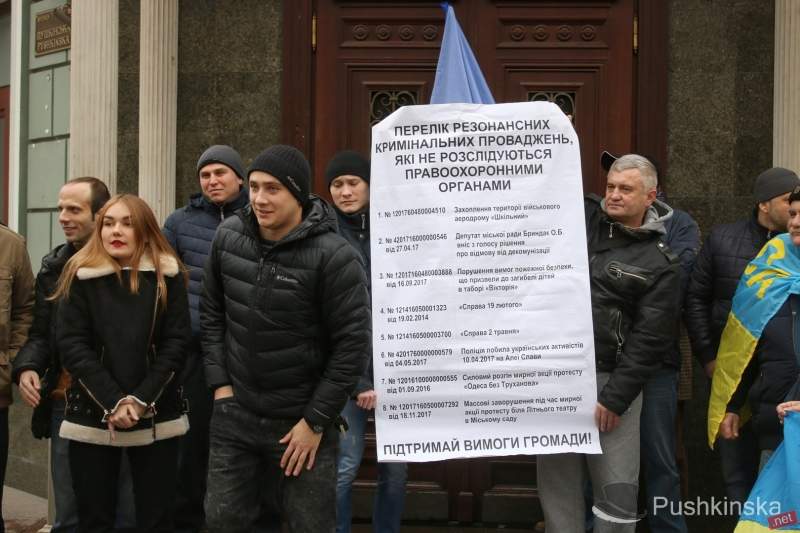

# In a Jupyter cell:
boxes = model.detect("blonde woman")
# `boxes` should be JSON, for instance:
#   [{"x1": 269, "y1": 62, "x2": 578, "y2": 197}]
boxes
[{"x1": 53, "y1": 194, "x2": 191, "y2": 532}]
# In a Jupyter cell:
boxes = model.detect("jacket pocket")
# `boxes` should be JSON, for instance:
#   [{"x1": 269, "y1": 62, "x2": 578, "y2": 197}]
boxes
[{"x1": 605, "y1": 261, "x2": 652, "y2": 296}]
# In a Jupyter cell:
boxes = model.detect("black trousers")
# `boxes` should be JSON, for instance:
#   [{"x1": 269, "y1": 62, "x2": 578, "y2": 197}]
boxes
[
  {"x1": 173, "y1": 364, "x2": 213, "y2": 533},
  {"x1": 69, "y1": 437, "x2": 180, "y2": 533}
]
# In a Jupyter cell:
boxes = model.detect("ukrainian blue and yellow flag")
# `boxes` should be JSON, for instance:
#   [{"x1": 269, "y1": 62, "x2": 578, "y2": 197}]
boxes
[
  {"x1": 708, "y1": 234, "x2": 800, "y2": 448},
  {"x1": 734, "y1": 412, "x2": 800, "y2": 531}
]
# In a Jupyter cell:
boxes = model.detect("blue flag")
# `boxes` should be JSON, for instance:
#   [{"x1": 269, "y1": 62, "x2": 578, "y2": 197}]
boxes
[
  {"x1": 430, "y1": 3, "x2": 495, "y2": 105},
  {"x1": 735, "y1": 412, "x2": 800, "y2": 531}
]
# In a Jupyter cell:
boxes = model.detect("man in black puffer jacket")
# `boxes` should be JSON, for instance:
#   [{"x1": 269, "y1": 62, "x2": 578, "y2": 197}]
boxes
[
  {"x1": 202, "y1": 145, "x2": 370, "y2": 533},
  {"x1": 537, "y1": 154, "x2": 680, "y2": 533},
  {"x1": 162, "y1": 145, "x2": 250, "y2": 533},
  {"x1": 685, "y1": 166, "x2": 800, "y2": 504}
]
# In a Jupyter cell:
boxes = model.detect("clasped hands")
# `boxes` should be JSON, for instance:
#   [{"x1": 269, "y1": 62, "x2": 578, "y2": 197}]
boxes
[{"x1": 107, "y1": 396, "x2": 147, "y2": 440}]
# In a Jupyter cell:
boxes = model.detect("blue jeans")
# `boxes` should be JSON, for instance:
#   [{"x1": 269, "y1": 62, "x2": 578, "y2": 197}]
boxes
[
  {"x1": 336, "y1": 400, "x2": 407, "y2": 533},
  {"x1": 640, "y1": 368, "x2": 687, "y2": 533},
  {"x1": 51, "y1": 401, "x2": 136, "y2": 532}
]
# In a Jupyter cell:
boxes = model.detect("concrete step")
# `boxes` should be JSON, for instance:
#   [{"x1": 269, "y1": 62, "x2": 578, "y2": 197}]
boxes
[{"x1": 2, "y1": 486, "x2": 47, "y2": 533}]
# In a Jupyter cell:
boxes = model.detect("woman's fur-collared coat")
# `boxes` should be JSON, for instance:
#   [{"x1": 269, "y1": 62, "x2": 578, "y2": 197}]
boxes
[{"x1": 56, "y1": 255, "x2": 191, "y2": 446}]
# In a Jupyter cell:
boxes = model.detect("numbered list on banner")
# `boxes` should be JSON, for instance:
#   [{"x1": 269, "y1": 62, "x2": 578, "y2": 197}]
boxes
[{"x1": 370, "y1": 101, "x2": 601, "y2": 462}]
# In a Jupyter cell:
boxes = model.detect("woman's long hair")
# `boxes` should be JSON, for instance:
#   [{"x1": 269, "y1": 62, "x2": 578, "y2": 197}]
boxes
[{"x1": 51, "y1": 194, "x2": 185, "y2": 308}]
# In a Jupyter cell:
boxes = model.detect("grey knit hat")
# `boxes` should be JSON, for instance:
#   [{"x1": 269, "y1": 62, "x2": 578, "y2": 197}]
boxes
[
  {"x1": 754, "y1": 167, "x2": 800, "y2": 203},
  {"x1": 196, "y1": 145, "x2": 246, "y2": 181},
  {"x1": 248, "y1": 145, "x2": 311, "y2": 206}
]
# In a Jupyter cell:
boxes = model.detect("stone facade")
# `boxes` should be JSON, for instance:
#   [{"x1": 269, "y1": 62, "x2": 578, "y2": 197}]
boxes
[
  {"x1": 667, "y1": 2, "x2": 774, "y2": 530},
  {"x1": 6, "y1": 7, "x2": 782, "y2": 533},
  {"x1": 667, "y1": 0, "x2": 775, "y2": 231}
]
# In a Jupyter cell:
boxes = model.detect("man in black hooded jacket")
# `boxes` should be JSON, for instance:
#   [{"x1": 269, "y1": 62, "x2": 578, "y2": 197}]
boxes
[{"x1": 201, "y1": 144, "x2": 370, "y2": 532}]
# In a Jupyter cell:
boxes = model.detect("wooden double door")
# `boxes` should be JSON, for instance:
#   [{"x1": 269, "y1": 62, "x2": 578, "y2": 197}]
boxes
[{"x1": 282, "y1": 0, "x2": 668, "y2": 525}]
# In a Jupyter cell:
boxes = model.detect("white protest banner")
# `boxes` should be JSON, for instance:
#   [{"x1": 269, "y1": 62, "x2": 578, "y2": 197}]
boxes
[{"x1": 370, "y1": 101, "x2": 600, "y2": 462}]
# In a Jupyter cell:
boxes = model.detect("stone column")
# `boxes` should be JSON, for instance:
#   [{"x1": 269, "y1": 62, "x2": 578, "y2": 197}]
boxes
[
  {"x1": 69, "y1": 0, "x2": 119, "y2": 191},
  {"x1": 774, "y1": 0, "x2": 800, "y2": 171},
  {"x1": 138, "y1": 1, "x2": 179, "y2": 223}
]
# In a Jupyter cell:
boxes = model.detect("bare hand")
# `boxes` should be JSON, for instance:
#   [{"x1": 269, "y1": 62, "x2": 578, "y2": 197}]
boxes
[
  {"x1": 777, "y1": 401, "x2": 800, "y2": 423},
  {"x1": 214, "y1": 385, "x2": 234, "y2": 400},
  {"x1": 719, "y1": 412, "x2": 740, "y2": 439},
  {"x1": 356, "y1": 390, "x2": 377, "y2": 410},
  {"x1": 18, "y1": 370, "x2": 42, "y2": 407},
  {"x1": 108, "y1": 400, "x2": 146, "y2": 430},
  {"x1": 595, "y1": 403, "x2": 620, "y2": 433},
  {"x1": 704, "y1": 360, "x2": 716, "y2": 379},
  {"x1": 279, "y1": 419, "x2": 323, "y2": 477}
]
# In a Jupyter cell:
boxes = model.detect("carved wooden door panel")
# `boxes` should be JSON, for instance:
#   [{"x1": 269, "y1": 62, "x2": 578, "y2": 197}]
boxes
[{"x1": 289, "y1": 0, "x2": 659, "y2": 525}]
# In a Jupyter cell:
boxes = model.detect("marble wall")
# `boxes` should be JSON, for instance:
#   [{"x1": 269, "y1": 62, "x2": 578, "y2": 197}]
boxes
[
  {"x1": 667, "y1": 1, "x2": 774, "y2": 530},
  {"x1": 667, "y1": 0, "x2": 775, "y2": 233},
  {"x1": 116, "y1": 0, "x2": 283, "y2": 200}
]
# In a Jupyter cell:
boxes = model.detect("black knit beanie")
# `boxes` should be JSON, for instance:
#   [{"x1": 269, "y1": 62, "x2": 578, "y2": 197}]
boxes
[
  {"x1": 196, "y1": 145, "x2": 246, "y2": 181},
  {"x1": 248, "y1": 145, "x2": 311, "y2": 206},
  {"x1": 325, "y1": 150, "x2": 370, "y2": 188},
  {"x1": 753, "y1": 167, "x2": 800, "y2": 203}
]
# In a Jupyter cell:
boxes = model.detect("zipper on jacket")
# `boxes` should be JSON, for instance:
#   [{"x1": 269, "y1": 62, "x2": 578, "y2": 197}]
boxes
[
  {"x1": 608, "y1": 264, "x2": 647, "y2": 281},
  {"x1": 148, "y1": 369, "x2": 177, "y2": 442},
  {"x1": 77, "y1": 379, "x2": 111, "y2": 421},
  {"x1": 360, "y1": 213, "x2": 366, "y2": 231},
  {"x1": 614, "y1": 310, "x2": 625, "y2": 361},
  {"x1": 250, "y1": 257, "x2": 268, "y2": 358},
  {"x1": 150, "y1": 370, "x2": 176, "y2": 411},
  {"x1": 608, "y1": 223, "x2": 614, "y2": 238}
]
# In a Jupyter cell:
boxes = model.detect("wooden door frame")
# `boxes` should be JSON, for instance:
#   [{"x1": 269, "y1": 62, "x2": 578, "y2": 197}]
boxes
[
  {"x1": 280, "y1": 0, "x2": 670, "y2": 190},
  {"x1": 0, "y1": 86, "x2": 9, "y2": 224}
]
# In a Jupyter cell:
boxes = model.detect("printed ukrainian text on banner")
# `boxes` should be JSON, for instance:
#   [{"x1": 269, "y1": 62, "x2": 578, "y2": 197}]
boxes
[{"x1": 371, "y1": 101, "x2": 600, "y2": 461}]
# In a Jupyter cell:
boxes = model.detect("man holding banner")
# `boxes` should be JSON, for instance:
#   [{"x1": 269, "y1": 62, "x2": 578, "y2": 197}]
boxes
[{"x1": 537, "y1": 154, "x2": 681, "y2": 531}]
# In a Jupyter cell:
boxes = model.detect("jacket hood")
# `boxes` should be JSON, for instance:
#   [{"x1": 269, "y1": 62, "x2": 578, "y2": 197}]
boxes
[
  {"x1": 599, "y1": 198, "x2": 673, "y2": 237},
  {"x1": 239, "y1": 195, "x2": 338, "y2": 245},
  {"x1": 77, "y1": 254, "x2": 180, "y2": 280}
]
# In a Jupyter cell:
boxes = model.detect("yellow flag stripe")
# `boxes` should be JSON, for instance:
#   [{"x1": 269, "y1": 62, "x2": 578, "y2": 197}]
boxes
[
  {"x1": 734, "y1": 519, "x2": 774, "y2": 532},
  {"x1": 708, "y1": 313, "x2": 758, "y2": 448}
]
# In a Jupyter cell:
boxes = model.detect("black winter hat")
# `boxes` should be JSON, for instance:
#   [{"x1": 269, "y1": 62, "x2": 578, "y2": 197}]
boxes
[
  {"x1": 248, "y1": 145, "x2": 311, "y2": 206},
  {"x1": 753, "y1": 167, "x2": 800, "y2": 203},
  {"x1": 325, "y1": 150, "x2": 370, "y2": 188},
  {"x1": 196, "y1": 145, "x2": 246, "y2": 181}
]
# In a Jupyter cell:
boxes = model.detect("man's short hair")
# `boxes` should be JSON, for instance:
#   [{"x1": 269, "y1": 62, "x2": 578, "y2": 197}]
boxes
[
  {"x1": 608, "y1": 154, "x2": 658, "y2": 192},
  {"x1": 66, "y1": 177, "x2": 111, "y2": 216}
]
